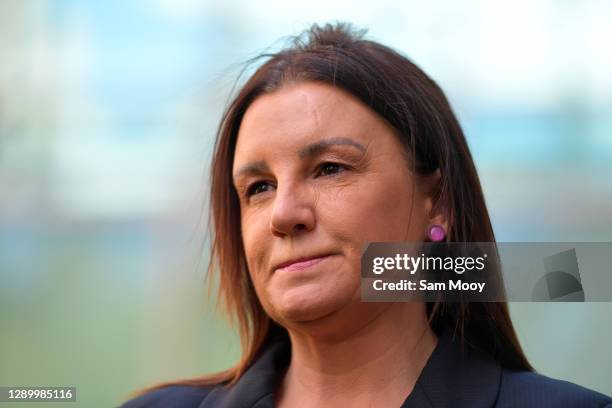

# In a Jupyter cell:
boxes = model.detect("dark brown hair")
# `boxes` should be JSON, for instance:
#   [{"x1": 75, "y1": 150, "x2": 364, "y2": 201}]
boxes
[{"x1": 138, "y1": 21, "x2": 531, "y2": 396}]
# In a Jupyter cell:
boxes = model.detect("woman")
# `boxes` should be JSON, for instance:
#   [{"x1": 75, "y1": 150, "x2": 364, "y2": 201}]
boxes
[{"x1": 122, "y1": 23, "x2": 611, "y2": 407}]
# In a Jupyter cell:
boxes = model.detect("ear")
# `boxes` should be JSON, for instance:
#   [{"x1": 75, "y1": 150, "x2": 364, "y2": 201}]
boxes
[{"x1": 420, "y1": 169, "x2": 450, "y2": 235}]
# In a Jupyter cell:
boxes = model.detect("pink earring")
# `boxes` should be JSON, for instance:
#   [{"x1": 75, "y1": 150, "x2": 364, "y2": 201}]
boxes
[{"x1": 427, "y1": 224, "x2": 446, "y2": 242}]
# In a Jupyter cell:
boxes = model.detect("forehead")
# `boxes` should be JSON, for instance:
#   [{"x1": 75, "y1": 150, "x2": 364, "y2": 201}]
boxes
[{"x1": 233, "y1": 82, "x2": 388, "y2": 168}]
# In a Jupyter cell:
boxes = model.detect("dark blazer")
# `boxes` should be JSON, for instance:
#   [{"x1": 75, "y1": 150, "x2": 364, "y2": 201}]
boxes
[{"x1": 121, "y1": 329, "x2": 611, "y2": 407}]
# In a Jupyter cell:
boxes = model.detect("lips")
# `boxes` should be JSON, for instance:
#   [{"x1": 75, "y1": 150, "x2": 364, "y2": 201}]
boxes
[{"x1": 274, "y1": 254, "x2": 332, "y2": 272}]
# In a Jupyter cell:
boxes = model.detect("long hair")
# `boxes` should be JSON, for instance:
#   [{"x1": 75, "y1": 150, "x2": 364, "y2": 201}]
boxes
[{"x1": 139, "y1": 21, "x2": 532, "y2": 395}]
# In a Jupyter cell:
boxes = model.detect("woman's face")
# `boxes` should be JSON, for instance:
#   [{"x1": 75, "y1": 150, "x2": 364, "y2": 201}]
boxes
[{"x1": 232, "y1": 81, "x2": 437, "y2": 331}]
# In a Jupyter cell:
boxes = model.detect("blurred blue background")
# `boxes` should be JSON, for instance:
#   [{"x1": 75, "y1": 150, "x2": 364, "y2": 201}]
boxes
[{"x1": 1, "y1": 1, "x2": 611, "y2": 406}]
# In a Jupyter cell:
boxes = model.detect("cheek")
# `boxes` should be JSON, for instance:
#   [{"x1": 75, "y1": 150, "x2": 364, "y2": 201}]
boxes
[
  {"x1": 241, "y1": 216, "x2": 274, "y2": 312},
  {"x1": 240, "y1": 208, "x2": 271, "y2": 278},
  {"x1": 321, "y1": 173, "x2": 420, "y2": 242}
]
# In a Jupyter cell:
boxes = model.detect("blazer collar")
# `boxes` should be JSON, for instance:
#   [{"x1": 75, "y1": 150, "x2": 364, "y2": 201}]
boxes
[
  {"x1": 199, "y1": 333, "x2": 290, "y2": 408},
  {"x1": 401, "y1": 329, "x2": 502, "y2": 407},
  {"x1": 200, "y1": 328, "x2": 501, "y2": 408}
]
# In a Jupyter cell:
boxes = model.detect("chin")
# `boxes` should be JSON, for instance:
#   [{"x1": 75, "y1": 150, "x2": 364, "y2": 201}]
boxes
[
  {"x1": 272, "y1": 289, "x2": 347, "y2": 325},
  {"x1": 270, "y1": 293, "x2": 365, "y2": 340}
]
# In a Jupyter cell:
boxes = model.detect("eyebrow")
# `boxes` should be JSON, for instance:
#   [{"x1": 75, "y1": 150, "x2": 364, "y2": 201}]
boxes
[
  {"x1": 233, "y1": 137, "x2": 366, "y2": 180},
  {"x1": 298, "y1": 137, "x2": 366, "y2": 158},
  {"x1": 233, "y1": 160, "x2": 270, "y2": 180}
]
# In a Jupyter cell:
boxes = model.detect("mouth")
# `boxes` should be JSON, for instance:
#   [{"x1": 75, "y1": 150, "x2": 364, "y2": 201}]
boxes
[{"x1": 274, "y1": 254, "x2": 334, "y2": 273}]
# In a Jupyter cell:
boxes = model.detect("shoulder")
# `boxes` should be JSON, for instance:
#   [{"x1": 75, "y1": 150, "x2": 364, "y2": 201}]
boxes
[
  {"x1": 497, "y1": 369, "x2": 612, "y2": 407},
  {"x1": 119, "y1": 384, "x2": 215, "y2": 408}
]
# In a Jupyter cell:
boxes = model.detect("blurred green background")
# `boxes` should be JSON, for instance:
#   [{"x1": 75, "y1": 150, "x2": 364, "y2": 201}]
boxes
[{"x1": 1, "y1": 1, "x2": 611, "y2": 406}]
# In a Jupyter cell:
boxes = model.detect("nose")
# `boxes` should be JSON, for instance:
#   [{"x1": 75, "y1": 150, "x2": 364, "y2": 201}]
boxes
[{"x1": 269, "y1": 182, "x2": 316, "y2": 237}]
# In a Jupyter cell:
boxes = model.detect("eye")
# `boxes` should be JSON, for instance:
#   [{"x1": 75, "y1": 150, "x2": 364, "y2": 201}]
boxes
[
  {"x1": 245, "y1": 181, "x2": 274, "y2": 197},
  {"x1": 316, "y1": 162, "x2": 347, "y2": 177}
]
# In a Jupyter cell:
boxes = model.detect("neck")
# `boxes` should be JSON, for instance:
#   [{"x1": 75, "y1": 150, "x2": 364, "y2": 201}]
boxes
[{"x1": 276, "y1": 302, "x2": 437, "y2": 408}]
